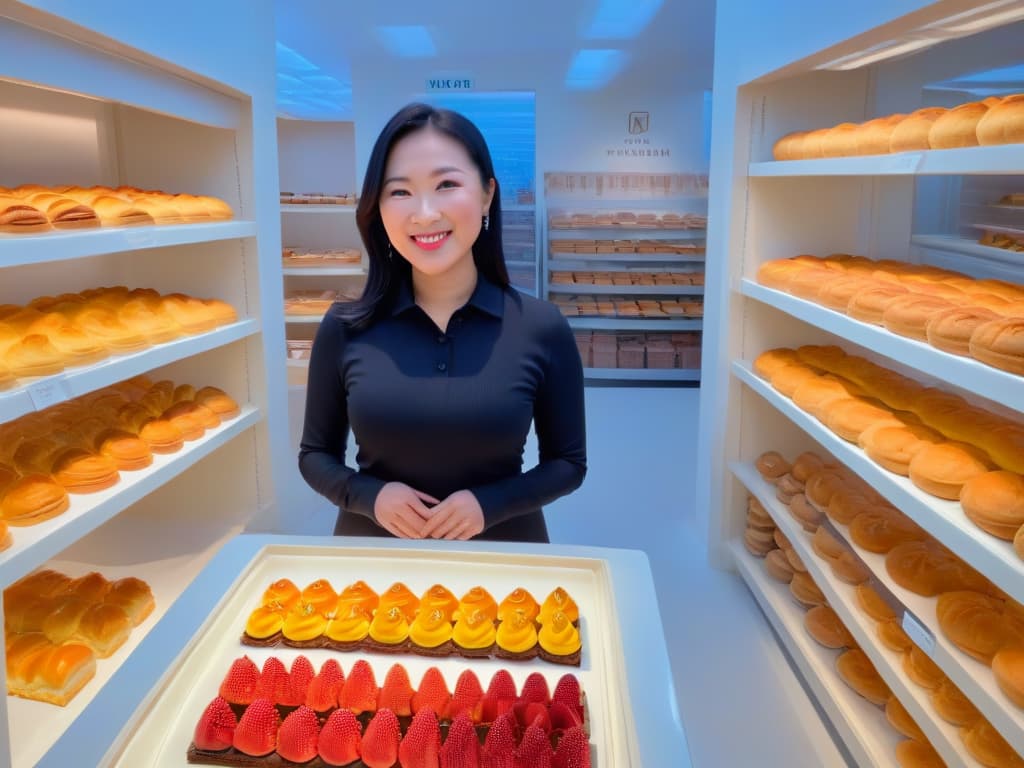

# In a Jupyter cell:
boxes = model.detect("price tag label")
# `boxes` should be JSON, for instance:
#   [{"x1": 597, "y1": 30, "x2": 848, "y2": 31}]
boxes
[
  {"x1": 882, "y1": 152, "x2": 923, "y2": 174},
  {"x1": 27, "y1": 377, "x2": 70, "y2": 411},
  {"x1": 902, "y1": 611, "x2": 937, "y2": 656}
]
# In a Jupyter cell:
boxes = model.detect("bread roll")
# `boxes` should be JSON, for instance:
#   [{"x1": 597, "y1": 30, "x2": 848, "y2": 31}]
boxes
[
  {"x1": 103, "y1": 577, "x2": 155, "y2": 626},
  {"x1": 850, "y1": 508, "x2": 925, "y2": 554},
  {"x1": 886, "y1": 540, "x2": 992, "y2": 597},
  {"x1": 764, "y1": 549, "x2": 795, "y2": 583},
  {"x1": 925, "y1": 306, "x2": 999, "y2": 357},
  {"x1": 855, "y1": 583, "x2": 898, "y2": 622},
  {"x1": 903, "y1": 645, "x2": 946, "y2": 690},
  {"x1": 858, "y1": 423, "x2": 941, "y2": 477},
  {"x1": 755, "y1": 451, "x2": 791, "y2": 483},
  {"x1": 824, "y1": 490, "x2": 869, "y2": 525},
  {"x1": 6, "y1": 634, "x2": 96, "y2": 706},
  {"x1": 1017, "y1": 523, "x2": 1024, "y2": 563},
  {"x1": 805, "y1": 605, "x2": 855, "y2": 648},
  {"x1": 811, "y1": 525, "x2": 847, "y2": 561},
  {"x1": 836, "y1": 648, "x2": 891, "y2": 705},
  {"x1": 753, "y1": 347, "x2": 802, "y2": 379},
  {"x1": 792, "y1": 452, "x2": 828, "y2": 483},
  {"x1": 937, "y1": 591, "x2": 1012, "y2": 664},
  {"x1": 930, "y1": 680, "x2": 981, "y2": 726},
  {"x1": 51, "y1": 448, "x2": 120, "y2": 494},
  {"x1": 194, "y1": 386, "x2": 241, "y2": 420},
  {"x1": 744, "y1": 526, "x2": 776, "y2": 557},
  {"x1": 890, "y1": 108, "x2": 948, "y2": 152},
  {"x1": 929, "y1": 102, "x2": 990, "y2": 149},
  {"x1": 774, "y1": 528, "x2": 792, "y2": 550},
  {"x1": 886, "y1": 695, "x2": 926, "y2": 741},
  {"x1": 894, "y1": 739, "x2": 946, "y2": 768},
  {"x1": 970, "y1": 317, "x2": 1024, "y2": 375},
  {"x1": 847, "y1": 286, "x2": 910, "y2": 325},
  {"x1": 788, "y1": 268, "x2": 838, "y2": 301},
  {"x1": 793, "y1": 378, "x2": 856, "y2": 422},
  {"x1": 856, "y1": 115, "x2": 905, "y2": 155},
  {"x1": 983, "y1": 427, "x2": 1024, "y2": 476},
  {"x1": 0, "y1": 474, "x2": 70, "y2": 526},
  {"x1": 789, "y1": 493, "x2": 823, "y2": 532},
  {"x1": 960, "y1": 470, "x2": 1024, "y2": 541},
  {"x1": 785, "y1": 546, "x2": 807, "y2": 573},
  {"x1": 825, "y1": 398, "x2": 902, "y2": 443},
  {"x1": 789, "y1": 571, "x2": 826, "y2": 607},
  {"x1": 772, "y1": 131, "x2": 808, "y2": 160},
  {"x1": 882, "y1": 294, "x2": 955, "y2": 341},
  {"x1": 877, "y1": 618, "x2": 914, "y2": 653},
  {"x1": 136, "y1": 418, "x2": 184, "y2": 454},
  {"x1": 747, "y1": 501, "x2": 775, "y2": 531},
  {"x1": 960, "y1": 718, "x2": 1024, "y2": 768},
  {"x1": 821, "y1": 123, "x2": 861, "y2": 158},
  {"x1": 908, "y1": 441, "x2": 994, "y2": 500},
  {"x1": 756, "y1": 260, "x2": 807, "y2": 292},
  {"x1": 832, "y1": 551, "x2": 872, "y2": 585},
  {"x1": 798, "y1": 128, "x2": 831, "y2": 159},
  {"x1": 817, "y1": 276, "x2": 876, "y2": 312},
  {"x1": 976, "y1": 93, "x2": 1024, "y2": 146},
  {"x1": 776, "y1": 473, "x2": 805, "y2": 505},
  {"x1": 73, "y1": 602, "x2": 131, "y2": 658},
  {"x1": 805, "y1": 470, "x2": 848, "y2": 513}
]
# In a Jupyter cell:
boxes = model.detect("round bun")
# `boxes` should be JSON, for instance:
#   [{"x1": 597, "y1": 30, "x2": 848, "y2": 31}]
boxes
[
  {"x1": 755, "y1": 451, "x2": 791, "y2": 482},
  {"x1": 764, "y1": 549, "x2": 795, "y2": 583},
  {"x1": 961, "y1": 718, "x2": 1024, "y2": 768},
  {"x1": 983, "y1": 427, "x2": 1024, "y2": 476},
  {"x1": 793, "y1": 378, "x2": 856, "y2": 421},
  {"x1": 992, "y1": 646, "x2": 1024, "y2": 709},
  {"x1": 894, "y1": 739, "x2": 946, "y2": 768},
  {"x1": 885, "y1": 539, "x2": 992, "y2": 597},
  {"x1": 826, "y1": 490, "x2": 871, "y2": 525},
  {"x1": 791, "y1": 452, "x2": 828, "y2": 483},
  {"x1": 825, "y1": 398, "x2": 902, "y2": 443},
  {"x1": 960, "y1": 470, "x2": 1024, "y2": 540},
  {"x1": 886, "y1": 696, "x2": 926, "y2": 741},
  {"x1": 805, "y1": 470, "x2": 848, "y2": 513},
  {"x1": 804, "y1": 605, "x2": 855, "y2": 648},
  {"x1": 773, "y1": 131, "x2": 809, "y2": 160},
  {"x1": 847, "y1": 286, "x2": 910, "y2": 325},
  {"x1": 936, "y1": 590, "x2": 1011, "y2": 664},
  {"x1": 882, "y1": 294, "x2": 955, "y2": 341},
  {"x1": 831, "y1": 551, "x2": 872, "y2": 585},
  {"x1": 836, "y1": 648, "x2": 891, "y2": 705},
  {"x1": 859, "y1": 423, "x2": 942, "y2": 476},
  {"x1": 855, "y1": 583, "x2": 897, "y2": 622},
  {"x1": 975, "y1": 93, "x2": 1024, "y2": 146},
  {"x1": 928, "y1": 101, "x2": 989, "y2": 149},
  {"x1": 930, "y1": 680, "x2": 981, "y2": 726},
  {"x1": 817, "y1": 276, "x2": 875, "y2": 312},
  {"x1": 889, "y1": 107, "x2": 947, "y2": 152},
  {"x1": 856, "y1": 115, "x2": 905, "y2": 155},
  {"x1": 849, "y1": 508, "x2": 926, "y2": 554},
  {"x1": 811, "y1": 525, "x2": 848, "y2": 561},
  {"x1": 902, "y1": 645, "x2": 946, "y2": 690},
  {"x1": 908, "y1": 441, "x2": 994, "y2": 500},
  {"x1": 789, "y1": 493, "x2": 823, "y2": 532},
  {"x1": 789, "y1": 571, "x2": 826, "y2": 607},
  {"x1": 926, "y1": 306, "x2": 999, "y2": 356},
  {"x1": 0, "y1": 474, "x2": 70, "y2": 526},
  {"x1": 970, "y1": 317, "x2": 1024, "y2": 375},
  {"x1": 877, "y1": 618, "x2": 914, "y2": 653}
]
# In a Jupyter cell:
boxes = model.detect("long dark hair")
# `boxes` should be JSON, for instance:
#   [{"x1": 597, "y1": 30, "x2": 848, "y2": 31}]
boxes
[{"x1": 335, "y1": 103, "x2": 508, "y2": 328}]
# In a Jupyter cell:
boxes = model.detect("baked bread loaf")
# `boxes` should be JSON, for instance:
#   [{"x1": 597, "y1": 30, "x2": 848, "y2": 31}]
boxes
[
  {"x1": 882, "y1": 294, "x2": 954, "y2": 341},
  {"x1": 789, "y1": 571, "x2": 826, "y2": 606},
  {"x1": 928, "y1": 102, "x2": 990, "y2": 148},
  {"x1": 903, "y1": 645, "x2": 946, "y2": 690},
  {"x1": 849, "y1": 508, "x2": 925, "y2": 553},
  {"x1": 889, "y1": 107, "x2": 947, "y2": 152},
  {"x1": 5, "y1": 633, "x2": 96, "y2": 706},
  {"x1": 976, "y1": 93, "x2": 1024, "y2": 145},
  {"x1": 970, "y1": 317, "x2": 1024, "y2": 375},
  {"x1": 894, "y1": 739, "x2": 946, "y2": 768},
  {"x1": 821, "y1": 123, "x2": 861, "y2": 158},
  {"x1": 825, "y1": 398, "x2": 902, "y2": 443},
  {"x1": 982, "y1": 427, "x2": 1024, "y2": 476},
  {"x1": 773, "y1": 131, "x2": 808, "y2": 160},
  {"x1": 855, "y1": 583, "x2": 897, "y2": 622},
  {"x1": 886, "y1": 695, "x2": 926, "y2": 741},
  {"x1": 755, "y1": 451, "x2": 791, "y2": 483},
  {"x1": 805, "y1": 605, "x2": 855, "y2": 648},
  {"x1": 793, "y1": 378, "x2": 856, "y2": 421},
  {"x1": 908, "y1": 441, "x2": 994, "y2": 500},
  {"x1": 960, "y1": 718, "x2": 1024, "y2": 768},
  {"x1": 925, "y1": 306, "x2": 1000, "y2": 356},
  {"x1": 858, "y1": 423, "x2": 941, "y2": 476},
  {"x1": 877, "y1": 618, "x2": 914, "y2": 653},
  {"x1": 936, "y1": 590, "x2": 1012, "y2": 664},
  {"x1": 847, "y1": 286, "x2": 909, "y2": 325},
  {"x1": 960, "y1": 470, "x2": 1024, "y2": 540},
  {"x1": 836, "y1": 648, "x2": 891, "y2": 705},
  {"x1": 764, "y1": 549, "x2": 796, "y2": 583},
  {"x1": 856, "y1": 115, "x2": 905, "y2": 155},
  {"x1": 817, "y1": 276, "x2": 875, "y2": 311}
]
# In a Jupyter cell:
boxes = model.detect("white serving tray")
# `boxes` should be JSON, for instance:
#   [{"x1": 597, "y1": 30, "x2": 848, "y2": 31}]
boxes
[{"x1": 95, "y1": 540, "x2": 640, "y2": 767}]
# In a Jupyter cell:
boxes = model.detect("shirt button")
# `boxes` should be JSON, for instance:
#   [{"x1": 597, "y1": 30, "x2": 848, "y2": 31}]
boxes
[{"x1": 437, "y1": 361, "x2": 447, "y2": 372}]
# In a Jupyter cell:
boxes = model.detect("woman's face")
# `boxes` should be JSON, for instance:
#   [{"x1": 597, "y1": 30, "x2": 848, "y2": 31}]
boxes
[{"x1": 379, "y1": 126, "x2": 495, "y2": 279}]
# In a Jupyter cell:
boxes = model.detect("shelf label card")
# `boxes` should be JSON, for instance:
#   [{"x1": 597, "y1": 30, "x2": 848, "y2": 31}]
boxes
[
  {"x1": 902, "y1": 611, "x2": 936, "y2": 656},
  {"x1": 28, "y1": 377, "x2": 71, "y2": 411},
  {"x1": 882, "y1": 152, "x2": 923, "y2": 174}
]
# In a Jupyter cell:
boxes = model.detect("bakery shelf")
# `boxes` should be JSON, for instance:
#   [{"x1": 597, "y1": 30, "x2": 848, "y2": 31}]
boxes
[
  {"x1": 585, "y1": 368, "x2": 701, "y2": 381},
  {"x1": 740, "y1": 279, "x2": 1024, "y2": 414},
  {"x1": 501, "y1": 203, "x2": 536, "y2": 212},
  {"x1": 549, "y1": 284, "x2": 704, "y2": 296},
  {"x1": 505, "y1": 259, "x2": 537, "y2": 269},
  {"x1": 8, "y1": 517, "x2": 242, "y2": 768},
  {"x1": 748, "y1": 145, "x2": 1024, "y2": 177},
  {"x1": 283, "y1": 314, "x2": 325, "y2": 324},
  {"x1": 729, "y1": 538, "x2": 904, "y2": 768},
  {"x1": 0, "y1": 319, "x2": 260, "y2": 426},
  {"x1": 911, "y1": 234, "x2": 1024, "y2": 268},
  {"x1": 279, "y1": 204, "x2": 357, "y2": 214},
  {"x1": 732, "y1": 360, "x2": 1024, "y2": 606},
  {"x1": 549, "y1": 228, "x2": 705, "y2": 240},
  {"x1": 732, "y1": 461, "x2": 984, "y2": 767},
  {"x1": 0, "y1": 405, "x2": 260, "y2": 590},
  {"x1": 0, "y1": 221, "x2": 257, "y2": 269},
  {"x1": 549, "y1": 254, "x2": 706, "y2": 267},
  {"x1": 568, "y1": 317, "x2": 703, "y2": 331},
  {"x1": 281, "y1": 265, "x2": 366, "y2": 276},
  {"x1": 820, "y1": 507, "x2": 1024, "y2": 756}
]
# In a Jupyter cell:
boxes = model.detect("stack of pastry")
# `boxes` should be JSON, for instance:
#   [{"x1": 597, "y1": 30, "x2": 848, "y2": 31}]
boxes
[
  {"x1": 549, "y1": 239, "x2": 705, "y2": 256},
  {"x1": 753, "y1": 344, "x2": 1024, "y2": 556},
  {"x1": 281, "y1": 247, "x2": 362, "y2": 266},
  {"x1": 756, "y1": 253, "x2": 1024, "y2": 376},
  {"x1": 772, "y1": 93, "x2": 1024, "y2": 160},
  {"x1": 3, "y1": 567, "x2": 154, "y2": 705},
  {"x1": 242, "y1": 579, "x2": 583, "y2": 666},
  {"x1": 551, "y1": 294, "x2": 703, "y2": 319},
  {"x1": 548, "y1": 210, "x2": 706, "y2": 229},
  {"x1": 549, "y1": 269, "x2": 704, "y2": 286},
  {"x1": 0, "y1": 183, "x2": 233, "y2": 234},
  {"x1": 0, "y1": 375, "x2": 241, "y2": 530},
  {"x1": 0, "y1": 286, "x2": 238, "y2": 384},
  {"x1": 283, "y1": 290, "x2": 341, "y2": 316},
  {"x1": 280, "y1": 192, "x2": 356, "y2": 205},
  {"x1": 191, "y1": 656, "x2": 589, "y2": 767}
]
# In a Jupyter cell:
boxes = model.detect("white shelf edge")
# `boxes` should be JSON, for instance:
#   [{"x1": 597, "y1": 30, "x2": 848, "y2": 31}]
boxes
[
  {"x1": 549, "y1": 284, "x2": 704, "y2": 296},
  {"x1": 911, "y1": 235, "x2": 1024, "y2": 269},
  {"x1": 740, "y1": 279, "x2": 1024, "y2": 415},
  {"x1": 0, "y1": 406, "x2": 261, "y2": 588},
  {"x1": 280, "y1": 205, "x2": 357, "y2": 214},
  {"x1": 728, "y1": 539, "x2": 903, "y2": 768},
  {"x1": 584, "y1": 368, "x2": 700, "y2": 381},
  {"x1": 281, "y1": 266, "x2": 366, "y2": 277},
  {"x1": 0, "y1": 319, "x2": 260, "y2": 425},
  {"x1": 283, "y1": 315, "x2": 325, "y2": 324},
  {"x1": 567, "y1": 317, "x2": 703, "y2": 331},
  {"x1": 731, "y1": 360, "x2": 1024, "y2": 606},
  {"x1": 749, "y1": 145, "x2": 1024, "y2": 177},
  {"x1": 731, "y1": 461, "x2": 984, "y2": 767},
  {"x1": 0, "y1": 221, "x2": 257, "y2": 268}
]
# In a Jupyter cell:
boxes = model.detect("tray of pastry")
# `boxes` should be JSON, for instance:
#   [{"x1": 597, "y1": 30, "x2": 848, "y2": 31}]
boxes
[{"x1": 108, "y1": 544, "x2": 633, "y2": 767}]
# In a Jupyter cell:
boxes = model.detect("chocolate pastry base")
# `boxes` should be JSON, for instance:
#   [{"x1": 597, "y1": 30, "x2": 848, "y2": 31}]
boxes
[
  {"x1": 451, "y1": 642, "x2": 495, "y2": 659},
  {"x1": 538, "y1": 648, "x2": 582, "y2": 667},
  {"x1": 281, "y1": 636, "x2": 327, "y2": 650},
  {"x1": 239, "y1": 632, "x2": 282, "y2": 648},
  {"x1": 409, "y1": 639, "x2": 456, "y2": 658},
  {"x1": 494, "y1": 645, "x2": 540, "y2": 662},
  {"x1": 359, "y1": 637, "x2": 411, "y2": 655}
]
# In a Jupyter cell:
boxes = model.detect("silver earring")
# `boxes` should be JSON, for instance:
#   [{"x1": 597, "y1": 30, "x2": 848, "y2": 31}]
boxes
[
  {"x1": 483, "y1": 214, "x2": 490, "y2": 232},
  {"x1": 386, "y1": 243, "x2": 393, "y2": 260}
]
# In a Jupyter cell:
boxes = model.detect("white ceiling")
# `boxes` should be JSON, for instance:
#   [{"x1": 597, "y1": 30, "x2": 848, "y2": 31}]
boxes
[{"x1": 273, "y1": 0, "x2": 716, "y2": 119}]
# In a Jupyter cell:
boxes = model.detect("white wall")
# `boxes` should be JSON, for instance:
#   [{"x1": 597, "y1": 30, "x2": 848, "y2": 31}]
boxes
[{"x1": 277, "y1": 118, "x2": 357, "y2": 195}]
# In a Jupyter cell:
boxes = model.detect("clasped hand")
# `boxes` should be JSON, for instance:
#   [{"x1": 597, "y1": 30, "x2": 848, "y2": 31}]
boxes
[{"x1": 373, "y1": 482, "x2": 484, "y2": 540}]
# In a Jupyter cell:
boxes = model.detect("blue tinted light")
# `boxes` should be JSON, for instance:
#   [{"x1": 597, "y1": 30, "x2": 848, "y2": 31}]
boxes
[
  {"x1": 584, "y1": 0, "x2": 663, "y2": 39},
  {"x1": 377, "y1": 26, "x2": 437, "y2": 58},
  {"x1": 565, "y1": 49, "x2": 629, "y2": 90},
  {"x1": 275, "y1": 42, "x2": 319, "y2": 72}
]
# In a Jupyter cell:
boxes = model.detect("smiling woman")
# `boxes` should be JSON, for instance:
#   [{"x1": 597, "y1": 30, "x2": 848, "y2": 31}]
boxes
[{"x1": 298, "y1": 103, "x2": 587, "y2": 543}]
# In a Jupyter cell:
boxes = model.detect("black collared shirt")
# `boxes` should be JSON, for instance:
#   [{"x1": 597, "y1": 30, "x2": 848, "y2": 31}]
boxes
[{"x1": 298, "y1": 274, "x2": 587, "y2": 542}]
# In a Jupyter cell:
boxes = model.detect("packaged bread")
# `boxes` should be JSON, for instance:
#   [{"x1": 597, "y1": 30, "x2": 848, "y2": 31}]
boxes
[
  {"x1": 976, "y1": 93, "x2": 1024, "y2": 146},
  {"x1": 890, "y1": 107, "x2": 947, "y2": 152}
]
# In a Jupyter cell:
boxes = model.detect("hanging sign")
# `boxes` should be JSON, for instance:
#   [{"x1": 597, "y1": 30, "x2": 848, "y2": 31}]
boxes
[{"x1": 426, "y1": 76, "x2": 474, "y2": 91}]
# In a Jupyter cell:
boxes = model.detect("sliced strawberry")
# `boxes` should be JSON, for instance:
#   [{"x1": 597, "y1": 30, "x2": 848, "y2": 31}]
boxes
[
  {"x1": 412, "y1": 666, "x2": 451, "y2": 717},
  {"x1": 552, "y1": 675, "x2": 583, "y2": 720},
  {"x1": 553, "y1": 726, "x2": 591, "y2": 768},
  {"x1": 276, "y1": 704, "x2": 320, "y2": 763},
  {"x1": 192, "y1": 696, "x2": 237, "y2": 752},
  {"x1": 318, "y1": 708, "x2": 362, "y2": 766},
  {"x1": 481, "y1": 670, "x2": 517, "y2": 724},
  {"x1": 486, "y1": 670, "x2": 517, "y2": 701},
  {"x1": 339, "y1": 659, "x2": 378, "y2": 714},
  {"x1": 512, "y1": 702, "x2": 550, "y2": 734},
  {"x1": 518, "y1": 673, "x2": 550, "y2": 706},
  {"x1": 481, "y1": 712, "x2": 518, "y2": 768},
  {"x1": 306, "y1": 658, "x2": 345, "y2": 712},
  {"x1": 233, "y1": 698, "x2": 279, "y2": 757},
  {"x1": 549, "y1": 701, "x2": 583, "y2": 732},
  {"x1": 513, "y1": 722, "x2": 553, "y2": 768},
  {"x1": 398, "y1": 707, "x2": 441, "y2": 768},
  {"x1": 440, "y1": 713, "x2": 480, "y2": 768},
  {"x1": 361, "y1": 709, "x2": 401, "y2": 768},
  {"x1": 378, "y1": 663, "x2": 414, "y2": 716},
  {"x1": 283, "y1": 655, "x2": 315, "y2": 706},
  {"x1": 218, "y1": 656, "x2": 260, "y2": 705},
  {"x1": 253, "y1": 656, "x2": 290, "y2": 705},
  {"x1": 447, "y1": 669, "x2": 484, "y2": 722}
]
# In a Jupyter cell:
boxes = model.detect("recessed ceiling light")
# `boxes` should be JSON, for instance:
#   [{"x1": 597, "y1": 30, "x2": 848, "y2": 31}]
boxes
[
  {"x1": 584, "y1": 0, "x2": 663, "y2": 39},
  {"x1": 565, "y1": 49, "x2": 629, "y2": 90},
  {"x1": 376, "y1": 26, "x2": 437, "y2": 58}
]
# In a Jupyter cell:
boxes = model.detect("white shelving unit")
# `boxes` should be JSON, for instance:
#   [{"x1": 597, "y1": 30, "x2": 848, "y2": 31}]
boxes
[
  {"x1": 0, "y1": 8, "x2": 282, "y2": 766},
  {"x1": 699, "y1": 6, "x2": 1024, "y2": 766},
  {"x1": 279, "y1": 204, "x2": 357, "y2": 214},
  {"x1": 281, "y1": 265, "x2": 365, "y2": 277}
]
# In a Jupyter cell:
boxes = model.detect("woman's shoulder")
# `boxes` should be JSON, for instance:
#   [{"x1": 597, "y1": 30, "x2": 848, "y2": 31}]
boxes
[{"x1": 506, "y1": 288, "x2": 572, "y2": 336}]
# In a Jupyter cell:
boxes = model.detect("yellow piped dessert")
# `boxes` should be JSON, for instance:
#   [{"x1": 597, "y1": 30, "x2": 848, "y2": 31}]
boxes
[
  {"x1": 455, "y1": 586, "x2": 498, "y2": 623},
  {"x1": 539, "y1": 587, "x2": 579, "y2": 624},
  {"x1": 496, "y1": 610, "x2": 538, "y2": 655},
  {"x1": 261, "y1": 578, "x2": 300, "y2": 610},
  {"x1": 377, "y1": 582, "x2": 419, "y2": 622},
  {"x1": 244, "y1": 601, "x2": 285, "y2": 639},
  {"x1": 538, "y1": 611, "x2": 581, "y2": 659},
  {"x1": 300, "y1": 579, "x2": 337, "y2": 617},
  {"x1": 282, "y1": 602, "x2": 327, "y2": 643},
  {"x1": 452, "y1": 608, "x2": 497, "y2": 651},
  {"x1": 409, "y1": 608, "x2": 453, "y2": 649},
  {"x1": 497, "y1": 588, "x2": 539, "y2": 622},
  {"x1": 335, "y1": 580, "x2": 379, "y2": 616},
  {"x1": 324, "y1": 603, "x2": 371, "y2": 644},
  {"x1": 419, "y1": 584, "x2": 459, "y2": 621},
  {"x1": 368, "y1": 606, "x2": 410, "y2": 646}
]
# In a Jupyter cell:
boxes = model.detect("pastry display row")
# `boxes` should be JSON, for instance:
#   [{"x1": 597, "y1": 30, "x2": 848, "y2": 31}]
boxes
[
  {"x1": 543, "y1": 172, "x2": 708, "y2": 198},
  {"x1": 741, "y1": 497, "x2": 947, "y2": 767},
  {"x1": 552, "y1": 295, "x2": 703, "y2": 319},
  {"x1": 549, "y1": 212, "x2": 707, "y2": 230},
  {"x1": 749, "y1": 452, "x2": 1024, "y2": 766},
  {"x1": 979, "y1": 229, "x2": 1024, "y2": 253},
  {"x1": 0, "y1": 374, "x2": 240, "y2": 529},
  {"x1": 284, "y1": 291, "x2": 344, "y2": 317},
  {"x1": 3, "y1": 567, "x2": 154, "y2": 706},
  {"x1": 574, "y1": 331, "x2": 702, "y2": 370},
  {"x1": 772, "y1": 94, "x2": 1024, "y2": 160},
  {"x1": 189, "y1": 655, "x2": 589, "y2": 767},
  {"x1": 0, "y1": 286, "x2": 239, "y2": 386},
  {"x1": 241, "y1": 580, "x2": 582, "y2": 666},
  {"x1": 550, "y1": 239, "x2": 705, "y2": 256},
  {"x1": 282, "y1": 247, "x2": 362, "y2": 267},
  {"x1": 286, "y1": 340, "x2": 313, "y2": 361},
  {"x1": 280, "y1": 193, "x2": 357, "y2": 206},
  {"x1": 551, "y1": 270, "x2": 704, "y2": 287},
  {"x1": 757, "y1": 254, "x2": 1024, "y2": 376},
  {"x1": 0, "y1": 184, "x2": 233, "y2": 234},
  {"x1": 753, "y1": 344, "x2": 1024, "y2": 556}
]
